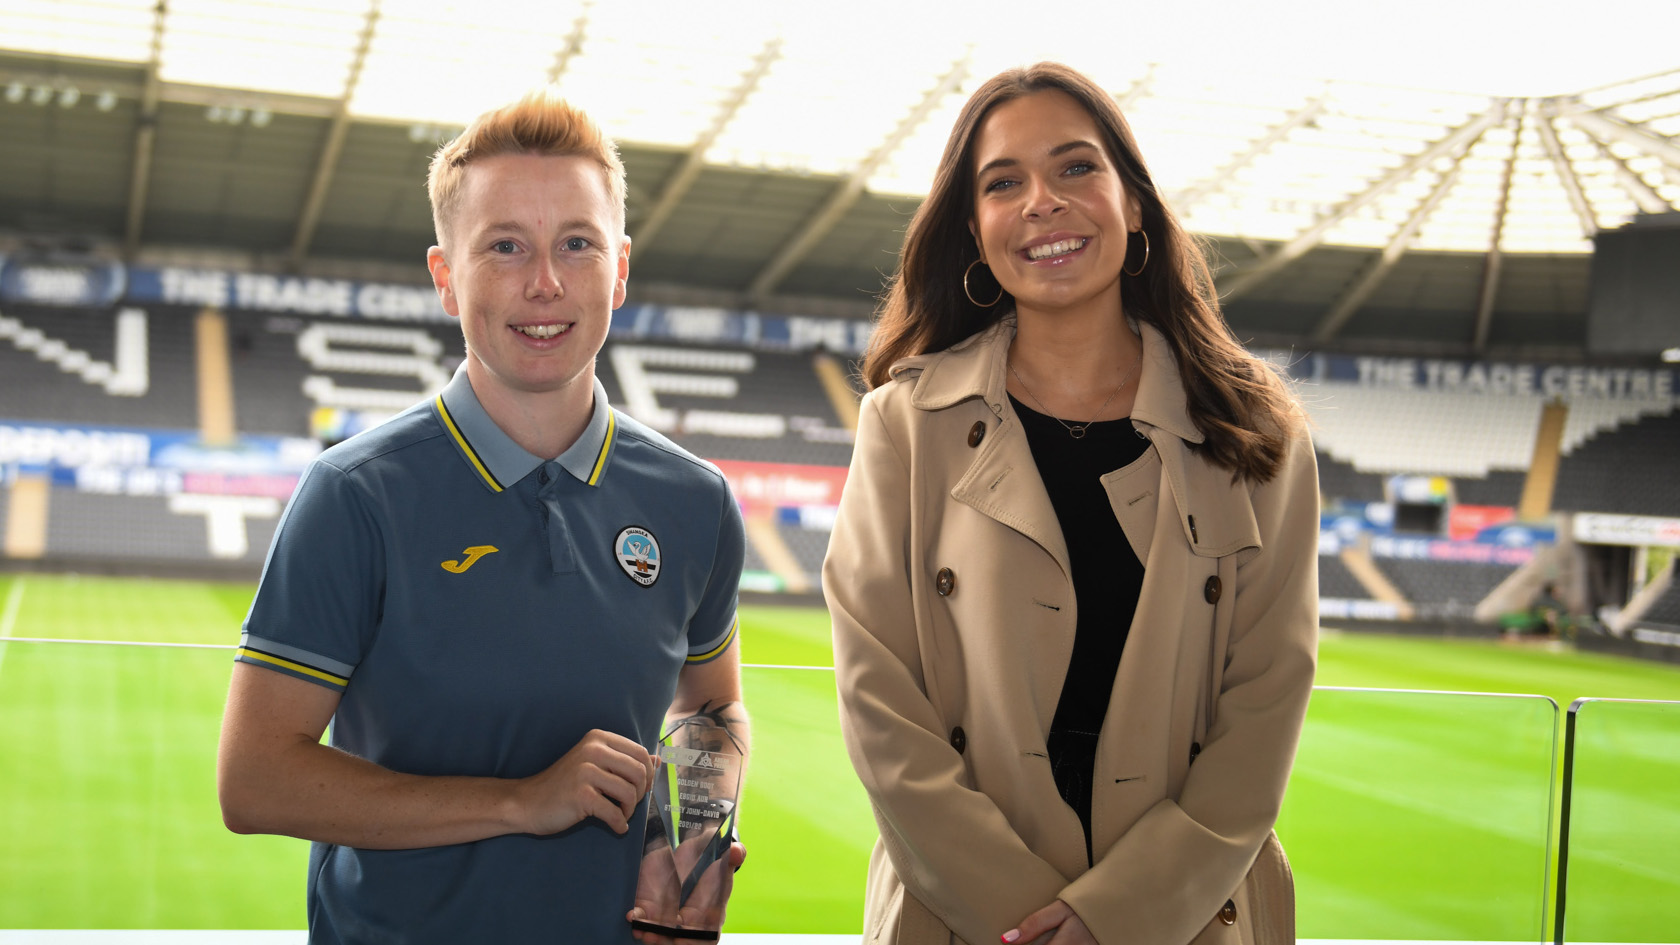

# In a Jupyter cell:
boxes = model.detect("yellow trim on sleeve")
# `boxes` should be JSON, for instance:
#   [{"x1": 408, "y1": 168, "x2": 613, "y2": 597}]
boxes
[
  {"x1": 236, "y1": 648, "x2": 350, "y2": 688},
  {"x1": 587, "y1": 410, "x2": 616, "y2": 486},
  {"x1": 687, "y1": 615, "x2": 739, "y2": 663},
  {"x1": 435, "y1": 396, "x2": 503, "y2": 493}
]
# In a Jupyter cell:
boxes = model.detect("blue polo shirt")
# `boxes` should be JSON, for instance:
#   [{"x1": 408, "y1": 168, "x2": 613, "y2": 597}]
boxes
[{"x1": 235, "y1": 367, "x2": 743, "y2": 944}]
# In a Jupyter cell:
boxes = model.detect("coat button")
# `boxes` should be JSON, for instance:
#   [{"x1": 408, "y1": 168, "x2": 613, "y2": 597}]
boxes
[
  {"x1": 1218, "y1": 899, "x2": 1237, "y2": 925},
  {"x1": 967, "y1": 421, "x2": 986, "y2": 448},
  {"x1": 1204, "y1": 576, "x2": 1222, "y2": 604},
  {"x1": 950, "y1": 726, "x2": 967, "y2": 754},
  {"x1": 1190, "y1": 741, "x2": 1202, "y2": 764},
  {"x1": 935, "y1": 567, "x2": 956, "y2": 597}
]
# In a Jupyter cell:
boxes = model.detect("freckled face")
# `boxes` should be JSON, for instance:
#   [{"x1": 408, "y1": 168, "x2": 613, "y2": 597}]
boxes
[
  {"x1": 427, "y1": 153, "x2": 629, "y2": 401},
  {"x1": 969, "y1": 90, "x2": 1141, "y2": 317}
]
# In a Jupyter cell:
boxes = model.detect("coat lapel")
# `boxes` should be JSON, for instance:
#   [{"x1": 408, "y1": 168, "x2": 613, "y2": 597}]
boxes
[
  {"x1": 891, "y1": 315, "x2": 1264, "y2": 575},
  {"x1": 950, "y1": 407, "x2": 1071, "y2": 580},
  {"x1": 899, "y1": 317, "x2": 1072, "y2": 579},
  {"x1": 1127, "y1": 321, "x2": 1263, "y2": 558}
]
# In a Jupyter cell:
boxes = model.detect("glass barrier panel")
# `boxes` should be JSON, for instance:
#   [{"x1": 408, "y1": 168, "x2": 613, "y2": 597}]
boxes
[
  {"x1": 1557, "y1": 698, "x2": 1680, "y2": 944},
  {"x1": 729, "y1": 665, "x2": 873, "y2": 934},
  {"x1": 4, "y1": 633, "x2": 1572, "y2": 940},
  {"x1": 1277, "y1": 687, "x2": 1559, "y2": 942},
  {"x1": 0, "y1": 640, "x2": 306, "y2": 930},
  {"x1": 0, "y1": 640, "x2": 876, "y2": 935}
]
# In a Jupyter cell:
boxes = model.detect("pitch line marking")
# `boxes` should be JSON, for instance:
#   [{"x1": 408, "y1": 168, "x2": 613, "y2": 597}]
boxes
[
  {"x1": 1, "y1": 637, "x2": 233, "y2": 649},
  {"x1": 0, "y1": 577, "x2": 24, "y2": 677}
]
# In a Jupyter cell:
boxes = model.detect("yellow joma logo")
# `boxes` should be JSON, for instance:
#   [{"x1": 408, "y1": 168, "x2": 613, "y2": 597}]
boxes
[{"x1": 441, "y1": 545, "x2": 499, "y2": 573}]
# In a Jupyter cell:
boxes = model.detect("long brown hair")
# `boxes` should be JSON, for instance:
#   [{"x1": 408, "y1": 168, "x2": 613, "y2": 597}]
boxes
[{"x1": 864, "y1": 62, "x2": 1299, "y2": 482}]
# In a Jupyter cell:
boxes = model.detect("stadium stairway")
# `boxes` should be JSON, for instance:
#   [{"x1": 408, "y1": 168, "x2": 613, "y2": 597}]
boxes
[
  {"x1": 1337, "y1": 540, "x2": 1414, "y2": 620},
  {"x1": 1517, "y1": 400, "x2": 1566, "y2": 521},
  {"x1": 1473, "y1": 539, "x2": 1577, "y2": 624},
  {"x1": 1615, "y1": 559, "x2": 1678, "y2": 634},
  {"x1": 195, "y1": 309, "x2": 237, "y2": 445},
  {"x1": 743, "y1": 512, "x2": 815, "y2": 594},
  {"x1": 2, "y1": 476, "x2": 48, "y2": 559}
]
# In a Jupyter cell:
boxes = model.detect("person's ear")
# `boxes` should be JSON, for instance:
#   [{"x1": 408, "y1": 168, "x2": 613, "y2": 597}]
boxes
[
  {"x1": 426, "y1": 247, "x2": 459, "y2": 319},
  {"x1": 612, "y1": 235, "x2": 631, "y2": 310}
]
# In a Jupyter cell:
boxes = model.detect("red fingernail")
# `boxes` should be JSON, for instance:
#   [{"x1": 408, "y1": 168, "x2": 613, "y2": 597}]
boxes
[{"x1": 1002, "y1": 932, "x2": 1020, "y2": 944}]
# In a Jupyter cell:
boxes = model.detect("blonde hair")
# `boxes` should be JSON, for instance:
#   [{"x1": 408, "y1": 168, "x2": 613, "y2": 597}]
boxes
[{"x1": 427, "y1": 87, "x2": 627, "y2": 244}]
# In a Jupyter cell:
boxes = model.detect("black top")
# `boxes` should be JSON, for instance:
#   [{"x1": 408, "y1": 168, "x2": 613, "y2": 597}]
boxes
[{"x1": 1010, "y1": 394, "x2": 1150, "y2": 859}]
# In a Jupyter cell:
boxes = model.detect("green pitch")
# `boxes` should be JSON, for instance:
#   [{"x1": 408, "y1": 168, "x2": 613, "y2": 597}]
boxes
[{"x1": 2, "y1": 574, "x2": 1679, "y2": 938}]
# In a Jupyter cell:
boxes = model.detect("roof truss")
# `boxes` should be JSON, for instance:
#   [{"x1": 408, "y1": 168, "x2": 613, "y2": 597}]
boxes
[
  {"x1": 1313, "y1": 157, "x2": 1467, "y2": 341},
  {"x1": 1218, "y1": 99, "x2": 1512, "y2": 302},
  {"x1": 631, "y1": 38, "x2": 782, "y2": 252},
  {"x1": 745, "y1": 55, "x2": 969, "y2": 303},
  {"x1": 122, "y1": 0, "x2": 168, "y2": 257},
  {"x1": 289, "y1": 1, "x2": 382, "y2": 267}
]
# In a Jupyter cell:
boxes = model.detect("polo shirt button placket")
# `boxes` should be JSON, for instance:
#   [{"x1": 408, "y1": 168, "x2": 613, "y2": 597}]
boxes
[{"x1": 537, "y1": 463, "x2": 577, "y2": 574}]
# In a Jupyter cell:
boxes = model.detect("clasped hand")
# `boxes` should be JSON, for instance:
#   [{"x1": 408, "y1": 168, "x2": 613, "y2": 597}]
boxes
[
  {"x1": 1003, "y1": 899, "x2": 1096, "y2": 945},
  {"x1": 511, "y1": 729, "x2": 657, "y2": 836},
  {"x1": 628, "y1": 837, "x2": 746, "y2": 944}
]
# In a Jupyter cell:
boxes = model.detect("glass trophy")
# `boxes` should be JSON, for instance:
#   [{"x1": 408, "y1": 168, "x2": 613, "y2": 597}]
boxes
[{"x1": 630, "y1": 707, "x2": 745, "y2": 942}]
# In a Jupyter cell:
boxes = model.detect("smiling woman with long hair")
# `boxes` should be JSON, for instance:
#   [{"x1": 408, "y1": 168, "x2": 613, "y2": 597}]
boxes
[{"x1": 824, "y1": 63, "x2": 1319, "y2": 945}]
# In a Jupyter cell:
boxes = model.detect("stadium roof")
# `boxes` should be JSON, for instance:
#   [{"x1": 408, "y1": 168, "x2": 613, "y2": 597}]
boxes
[{"x1": 3, "y1": 0, "x2": 1679, "y2": 355}]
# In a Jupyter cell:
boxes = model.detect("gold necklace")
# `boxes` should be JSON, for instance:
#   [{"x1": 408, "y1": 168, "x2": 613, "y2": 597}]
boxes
[{"x1": 1009, "y1": 353, "x2": 1141, "y2": 440}]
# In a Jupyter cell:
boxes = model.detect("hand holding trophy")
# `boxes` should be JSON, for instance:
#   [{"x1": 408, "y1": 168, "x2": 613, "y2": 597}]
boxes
[{"x1": 629, "y1": 702, "x2": 747, "y2": 943}]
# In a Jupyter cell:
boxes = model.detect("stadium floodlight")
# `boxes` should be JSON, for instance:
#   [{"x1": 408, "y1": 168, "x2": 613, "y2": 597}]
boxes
[
  {"x1": 30, "y1": 84, "x2": 52, "y2": 106},
  {"x1": 1663, "y1": 347, "x2": 1680, "y2": 363},
  {"x1": 250, "y1": 107, "x2": 271, "y2": 127},
  {"x1": 96, "y1": 90, "x2": 118, "y2": 112},
  {"x1": 59, "y1": 86, "x2": 80, "y2": 108},
  {"x1": 4, "y1": 82, "x2": 23, "y2": 104}
]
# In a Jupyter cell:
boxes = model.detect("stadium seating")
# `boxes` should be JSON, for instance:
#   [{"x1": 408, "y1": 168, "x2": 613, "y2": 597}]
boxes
[
  {"x1": 600, "y1": 342, "x2": 856, "y2": 467},
  {"x1": 1300, "y1": 381, "x2": 1676, "y2": 483},
  {"x1": 1636, "y1": 578, "x2": 1680, "y2": 630},
  {"x1": 1552, "y1": 410, "x2": 1680, "y2": 517},
  {"x1": 1316, "y1": 454, "x2": 1386, "y2": 504},
  {"x1": 0, "y1": 302, "x2": 197, "y2": 429},
  {"x1": 1450, "y1": 470, "x2": 1527, "y2": 507},
  {"x1": 5, "y1": 301, "x2": 1677, "y2": 628},
  {"x1": 1318, "y1": 552, "x2": 1374, "y2": 601},
  {"x1": 1302, "y1": 385, "x2": 1545, "y2": 478},
  {"x1": 226, "y1": 310, "x2": 466, "y2": 438},
  {"x1": 42, "y1": 488, "x2": 279, "y2": 569},
  {"x1": 773, "y1": 521, "x2": 834, "y2": 590},
  {"x1": 1379, "y1": 558, "x2": 1522, "y2": 620}
]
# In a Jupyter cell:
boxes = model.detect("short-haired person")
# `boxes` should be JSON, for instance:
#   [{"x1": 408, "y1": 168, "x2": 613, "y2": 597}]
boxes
[
  {"x1": 824, "y1": 63, "x2": 1318, "y2": 945},
  {"x1": 217, "y1": 89, "x2": 748, "y2": 944}
]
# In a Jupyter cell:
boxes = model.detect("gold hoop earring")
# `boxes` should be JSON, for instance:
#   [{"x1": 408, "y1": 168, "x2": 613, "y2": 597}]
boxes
[
  {"x1": 964, "y1": 259, "x2": 1003, "y2": 307},
  {"x1": 1122, "y1": 230, "x2": 1150, "y2": 277}
]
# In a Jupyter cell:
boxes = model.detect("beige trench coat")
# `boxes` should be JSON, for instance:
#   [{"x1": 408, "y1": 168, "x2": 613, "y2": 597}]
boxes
[{"x1": 823, "y1": 316, "x2": 1319, "y2": 945}]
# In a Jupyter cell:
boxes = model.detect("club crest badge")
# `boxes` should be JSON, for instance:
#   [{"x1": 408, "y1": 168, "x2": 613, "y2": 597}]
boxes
[{"x1": 615, "y1": 526, "x2": 661, "y2": 587}]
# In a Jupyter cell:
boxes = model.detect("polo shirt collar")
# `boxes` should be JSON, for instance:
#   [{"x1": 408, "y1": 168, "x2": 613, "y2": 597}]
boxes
[
  {"x1": 434, "y1": 365, "x2": 617, "y2": 493},
  {"x1": 555, "y1": 377, "x2": 617, "y2": 486}
]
